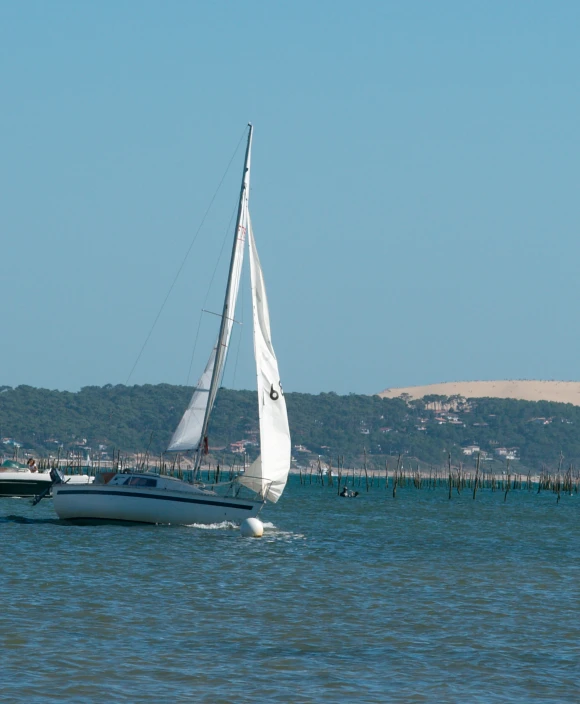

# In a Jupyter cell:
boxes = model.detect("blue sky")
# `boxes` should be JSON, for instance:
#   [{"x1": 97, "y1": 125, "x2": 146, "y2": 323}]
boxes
[{"x1": 1, "y1": 1, "x2": 579, "y2": 395}]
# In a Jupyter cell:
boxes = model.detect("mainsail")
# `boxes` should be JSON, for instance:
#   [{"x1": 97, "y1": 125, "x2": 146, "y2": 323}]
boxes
[
  {"x1": 238, "y1": 216, "x2": 291, "y2": 502},
  {"x1": 167, "y1": 127, "x2": 252, "y2": 454}
]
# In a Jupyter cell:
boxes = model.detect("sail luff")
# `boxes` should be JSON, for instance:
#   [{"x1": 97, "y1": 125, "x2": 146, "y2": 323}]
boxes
[{"x1": 191, "y1": 124, "x2": 253, "y2": 468}]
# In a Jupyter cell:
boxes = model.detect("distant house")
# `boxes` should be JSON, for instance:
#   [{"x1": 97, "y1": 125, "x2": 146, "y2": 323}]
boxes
[
  {"x1": 495, "y1": 447, "x2": 519, "y2": 460},
  {"x1": 462, "y1": 445, "x2": 480, "y2": 456}
]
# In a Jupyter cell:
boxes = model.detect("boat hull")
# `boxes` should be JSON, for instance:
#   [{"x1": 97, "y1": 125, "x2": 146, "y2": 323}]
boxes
[
  {"x1": 0, "y1": 473, "x2": 93, "y2": 498},
  {"x1": 52, "y1": 484, "x2": 262, "y2": 525},
  {"x1": 0, "y1": 473, "x2": 52, "y2": 497}
]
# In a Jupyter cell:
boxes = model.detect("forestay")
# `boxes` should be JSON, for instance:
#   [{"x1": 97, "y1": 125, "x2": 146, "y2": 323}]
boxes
[{"x1": 238, "y1": 216, "x2": 291, "y2": 502}]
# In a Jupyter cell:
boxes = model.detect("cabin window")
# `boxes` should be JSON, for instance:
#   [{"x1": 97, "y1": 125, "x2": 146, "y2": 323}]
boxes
[{"x1": 126, "y1": 476, "x2": 157, "y2": 488}]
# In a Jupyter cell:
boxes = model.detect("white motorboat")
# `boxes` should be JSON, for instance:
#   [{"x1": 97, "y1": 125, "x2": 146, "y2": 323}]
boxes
[
  {"x1": 0, "y1": 461, "x2": 52, "y2": 497},
  {"x1": 0, "y1": 461, "x2": 93, "y2": 498},
  {"x1": 49, "y1": 124, "x2": 291, "y2": 525}
]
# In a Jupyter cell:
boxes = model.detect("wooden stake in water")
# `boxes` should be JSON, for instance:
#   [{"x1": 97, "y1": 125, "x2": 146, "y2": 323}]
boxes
[
  {"x1": 473, "y1": 452, "x2": 480, "y2": 500},
  {"x1": 504, "y1": 459, "x2": 511, "y2": 502},
  {"x1": 364, "y1": 448, "x2": 369, "y2": 492},
  {"x1": 448, "y1": 453, "x2": 452, "y2": 500},
  {"x1": 393, "y1": 454, "x2": 401, "y2": 499}
]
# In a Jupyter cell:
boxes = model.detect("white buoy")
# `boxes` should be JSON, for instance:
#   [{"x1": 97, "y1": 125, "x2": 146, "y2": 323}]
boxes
[{"x1": 240, "y1": 517, "x2": 264, "y2": 538}]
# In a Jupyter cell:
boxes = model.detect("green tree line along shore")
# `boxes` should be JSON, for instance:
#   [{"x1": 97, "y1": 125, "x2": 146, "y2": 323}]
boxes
[{"x1": 1, "y1": 384, "x2": 579, "y2": 470}]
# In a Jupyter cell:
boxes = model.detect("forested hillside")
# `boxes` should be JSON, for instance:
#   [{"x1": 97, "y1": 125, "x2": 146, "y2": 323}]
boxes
[{"x1": 1, "y1": 384, "x2": 579, "y2": 469}]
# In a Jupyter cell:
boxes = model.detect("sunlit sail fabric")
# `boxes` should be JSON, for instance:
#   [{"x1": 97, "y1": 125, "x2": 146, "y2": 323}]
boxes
[{"x1": 238, "y1": 217, "x2": 291, "y2": 502}]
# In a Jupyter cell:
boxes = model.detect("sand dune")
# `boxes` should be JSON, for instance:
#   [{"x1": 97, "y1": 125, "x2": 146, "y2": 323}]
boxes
[{"x1": 377, "y1": 380, "x2": 580, "y2": 406}]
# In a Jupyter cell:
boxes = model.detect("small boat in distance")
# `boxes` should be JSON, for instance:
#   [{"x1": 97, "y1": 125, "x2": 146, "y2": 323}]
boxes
[{"x1": 47, "y1": 124, "x2": 291, "y2": 525}]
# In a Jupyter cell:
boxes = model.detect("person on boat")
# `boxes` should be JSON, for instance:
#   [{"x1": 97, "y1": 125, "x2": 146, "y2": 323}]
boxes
[
  {"x1": 340, "y1": 485, "x2": 349, "y2": 497},
  {"x1": 27, "y1": 457, "x2": 38, "y2": 473}
]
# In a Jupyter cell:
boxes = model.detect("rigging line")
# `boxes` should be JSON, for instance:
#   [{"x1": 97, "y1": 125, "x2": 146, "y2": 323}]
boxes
[
  {"x1": 185, "y1": 199, "x2": 239, "y2": 386},
  {"x1": 185, "y1": 314, "x2": 204, "y2": 388},
  {"x1": 125, "y1": 126, "x2": 248, "y2": 385}
]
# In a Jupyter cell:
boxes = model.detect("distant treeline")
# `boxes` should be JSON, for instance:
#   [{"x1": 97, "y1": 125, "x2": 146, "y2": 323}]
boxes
[{"x1": 1, "y1": 384, "x2": 580, "y2": 469}]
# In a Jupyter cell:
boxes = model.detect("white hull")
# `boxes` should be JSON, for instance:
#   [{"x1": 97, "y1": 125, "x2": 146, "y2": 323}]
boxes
[
  {"x1": 52, "y1": 475, "x2": 262, "y2": 525},
  {"x1": 0, "y1": 471, "x2": 51, "y2": 497},
  {"x1": 0, "y1": 471, "x2": 92, "y2": 497}
]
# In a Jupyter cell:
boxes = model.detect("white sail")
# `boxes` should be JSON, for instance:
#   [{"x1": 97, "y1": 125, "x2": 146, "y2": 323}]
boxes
[
  {"x1": 239, "y1": 216, "x2": 291, "y2": 502},
  {"x1": 167, "y1": 130, "x2": 251, "y2": 454},
  {"x1": 166, "y1": 346, "x2": 215, "y2": 452}
]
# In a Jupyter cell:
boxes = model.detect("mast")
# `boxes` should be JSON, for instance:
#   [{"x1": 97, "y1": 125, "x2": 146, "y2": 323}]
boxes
[{"x1": 193, "y1": 123, "x2": 253, "y2": 474}]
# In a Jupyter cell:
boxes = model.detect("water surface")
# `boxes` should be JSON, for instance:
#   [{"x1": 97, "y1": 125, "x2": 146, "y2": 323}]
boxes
[{"x1": 1, "y1": 478, "x2": 578, "y2": 702}]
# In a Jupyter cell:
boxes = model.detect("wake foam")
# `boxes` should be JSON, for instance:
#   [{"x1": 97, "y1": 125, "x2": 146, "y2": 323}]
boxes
[
  {"x1": 186, "y1": 521, "x2": 237, "y2": 530},
  {"x1": 260, "y1": 523, "x2": 306, "y2": 540},
  {"x1": 184, "y1": 520, "x2": 305, "y2": 539}
]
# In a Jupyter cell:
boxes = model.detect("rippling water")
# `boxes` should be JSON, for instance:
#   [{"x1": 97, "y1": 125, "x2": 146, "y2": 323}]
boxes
[{"x1": 1, "y1": 477, "x2": 578, "y2": 703}]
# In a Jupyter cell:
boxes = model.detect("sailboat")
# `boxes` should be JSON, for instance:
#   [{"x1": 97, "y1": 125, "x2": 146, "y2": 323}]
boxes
[{"x1": 48, "y1": 125, "x2": 291, "y2": 524}]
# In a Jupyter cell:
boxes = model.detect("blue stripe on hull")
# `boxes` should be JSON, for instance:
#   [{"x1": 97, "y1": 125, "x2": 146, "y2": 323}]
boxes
[{"x1": 56, "y1": 488, "x2": 255, "y2": 511}]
